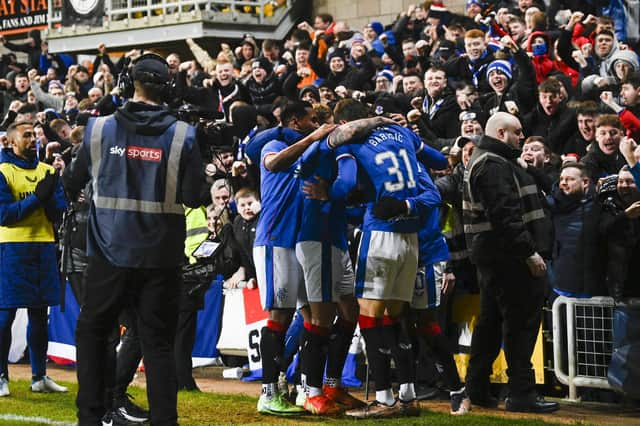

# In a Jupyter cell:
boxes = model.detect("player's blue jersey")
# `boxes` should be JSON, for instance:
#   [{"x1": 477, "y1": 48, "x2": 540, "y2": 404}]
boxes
[
  {"x1": 335, "y1": 124, "x2": 425, "y2": 233},
  {"x1": 254, "y1": 140, "x2": 303, "y2": 248},
  {"x1": 296, "y1": 140, "x2": 350, "y2": 251},
  {"x1": 245, "y1": 126, "x2": 301, "y2": 165},
  {"x1": 416, "y1": 170, "x2": 449, "y2": 266}
]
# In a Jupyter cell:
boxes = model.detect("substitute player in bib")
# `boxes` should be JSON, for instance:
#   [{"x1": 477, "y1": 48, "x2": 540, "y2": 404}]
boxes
[{"x1": 0, "y1": 122, "x2": 68, "y2": 398}]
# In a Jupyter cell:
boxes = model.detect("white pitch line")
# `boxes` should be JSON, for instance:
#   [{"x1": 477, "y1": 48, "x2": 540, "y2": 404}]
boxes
[{"x1": 0, "y1": 413, "x2": 75, "y2": 425}]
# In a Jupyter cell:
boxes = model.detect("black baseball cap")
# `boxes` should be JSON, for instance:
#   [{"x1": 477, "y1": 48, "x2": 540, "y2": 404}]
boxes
[{"x1": 132, "y1": 53, "x2": 170, "y2": 83}]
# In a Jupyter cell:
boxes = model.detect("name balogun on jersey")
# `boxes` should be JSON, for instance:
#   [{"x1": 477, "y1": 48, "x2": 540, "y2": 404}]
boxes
[{"x1": 110, "y1": 146, "x2": 163, "y2": 162}]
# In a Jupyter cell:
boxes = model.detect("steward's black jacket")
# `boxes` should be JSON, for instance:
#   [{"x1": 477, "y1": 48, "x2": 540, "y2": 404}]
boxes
[{"x1": 463, "y1": 136, "x2": 553, "y2": 265}]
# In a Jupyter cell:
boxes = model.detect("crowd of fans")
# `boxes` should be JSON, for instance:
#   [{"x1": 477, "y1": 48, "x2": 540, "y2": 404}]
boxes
[{"x1": 1, "y1": 0, "x2": 640, "y2": 411}]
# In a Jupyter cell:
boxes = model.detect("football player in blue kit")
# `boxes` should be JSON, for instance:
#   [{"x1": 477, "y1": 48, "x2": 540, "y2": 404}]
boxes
[
  {"x1": 254, "y1": 101, "x2": 392, "y2": 416},
  {"x1": 293, "y1": 115, "x2": 391, "y2": 414},
  {"x1": 254, "y1": 101, "x2": 333, "y2": 416},
  {"x1": 317, "y1": 99, "x2": 442, "y2": 418}
]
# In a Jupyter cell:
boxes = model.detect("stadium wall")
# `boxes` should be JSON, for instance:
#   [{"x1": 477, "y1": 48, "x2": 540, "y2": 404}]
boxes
[{"x1": 313, "y1": 0, "x2": 467, "y2": 31}]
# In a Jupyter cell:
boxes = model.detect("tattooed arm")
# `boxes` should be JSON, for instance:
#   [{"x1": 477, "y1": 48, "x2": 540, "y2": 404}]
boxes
[
  {"x1": 265, "y1": 124, "x2": 336, "y2": 172},
  {"x1": 327, "y1": 116, "x2": 394, "y2": 148}
]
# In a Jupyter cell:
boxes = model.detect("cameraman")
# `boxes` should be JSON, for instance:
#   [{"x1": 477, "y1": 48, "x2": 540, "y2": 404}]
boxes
[{"x1": 63, "y1": 53, "x2": 208, "y2": 425}]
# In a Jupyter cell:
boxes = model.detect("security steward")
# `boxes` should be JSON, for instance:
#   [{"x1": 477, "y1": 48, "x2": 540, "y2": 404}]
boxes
[
  {"x1": 0, "y1": 121, "x2": 68, "y2": 397},
  {"x1": 462, "y1": 112, "x2": 558, "y2": 413},
  {"x1": 63, "y1": 53, "x2": 207, "y2": 426}
]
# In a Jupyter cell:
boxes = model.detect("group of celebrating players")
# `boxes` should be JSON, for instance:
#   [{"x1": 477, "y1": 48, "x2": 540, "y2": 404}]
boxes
[{"x1": 251, "y1": 99, "x2": 470, "y2": 418}]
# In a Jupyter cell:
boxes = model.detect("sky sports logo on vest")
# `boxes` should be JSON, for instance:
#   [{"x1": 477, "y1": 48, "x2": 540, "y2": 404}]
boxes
[{"x1": 110, "y1": 146, "x2": 163, "y2": 162}]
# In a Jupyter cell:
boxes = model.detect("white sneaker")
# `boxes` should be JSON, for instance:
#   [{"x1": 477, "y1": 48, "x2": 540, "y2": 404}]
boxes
[
  {"x1": 0, "y1": 375, "x2": 9, "y2": 397},
  {"x1": 295, "y1": 385, "x2": 306, "y2": 407},
  {"x1": 30, "y1": 376, "x2": 68, "y2": 393}
]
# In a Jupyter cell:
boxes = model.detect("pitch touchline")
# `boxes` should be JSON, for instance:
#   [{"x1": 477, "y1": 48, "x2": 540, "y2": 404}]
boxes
[{"x1": 0, "y1": 414, "x2": 75, "y2": 425}]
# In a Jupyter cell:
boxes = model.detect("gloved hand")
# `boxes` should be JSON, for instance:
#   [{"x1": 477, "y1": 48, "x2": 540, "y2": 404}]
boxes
[
  {"x1": 34, "y1": 171, "x2": 58, "y2": 202},
  {"x1": 372, "y1": 196, "x2": 408, "y2": 220}
]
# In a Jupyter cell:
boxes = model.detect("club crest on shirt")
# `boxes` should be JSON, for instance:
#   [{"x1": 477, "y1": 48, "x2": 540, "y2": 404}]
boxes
[{"x1": 277, "y1": 287, "x2": 288, "y2": 302}]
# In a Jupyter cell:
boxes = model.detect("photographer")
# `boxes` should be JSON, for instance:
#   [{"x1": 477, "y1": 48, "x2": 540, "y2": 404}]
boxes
[{"x1": 196, "y1": 101, "x2": 259, "y2": 193}]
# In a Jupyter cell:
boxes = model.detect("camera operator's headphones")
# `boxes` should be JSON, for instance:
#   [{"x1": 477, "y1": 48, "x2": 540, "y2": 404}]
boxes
[{"x1": 117, "y1": 53, "x2": 172, "y2": 100}]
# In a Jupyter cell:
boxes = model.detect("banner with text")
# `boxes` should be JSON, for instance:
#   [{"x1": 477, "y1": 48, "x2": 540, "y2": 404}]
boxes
[{"x1": 0, "y1": 0, "x2": 48, "y2": 34}]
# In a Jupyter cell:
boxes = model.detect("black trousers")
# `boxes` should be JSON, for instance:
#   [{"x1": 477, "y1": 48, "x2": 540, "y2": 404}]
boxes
[
  {"x1": 174, "y1": 309, "x2": 198, "y2": 390},
  {"x1": 68, "y1": 272, "x2": 84, "y2": 306},
  {"x1": 466, "y1": 259, "x2": 545, "y2": 398},
  {"x1": 112, "y1": 307, "x2": 143, "y2": 400},
  {"x1": 75, "y1": 255, "x2": 180, "y2": 426}
]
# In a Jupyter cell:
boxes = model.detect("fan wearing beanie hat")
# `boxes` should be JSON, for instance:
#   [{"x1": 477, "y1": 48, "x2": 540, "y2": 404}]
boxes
[
  {"x1": 308, "y1": 46, "x2": 350, "y2": 91},
  {"x1": 372, "y1": 93, "x2": 409, "y2": 117},
  {"x1": 249, "y1": 57, "x2": 274, "y2": 86},
  {"x1": 481, "y1": 47, "x2": 538, "y2": 117},
  {"x1": 374, "y1": 70, "x2": 395, "y2": 93},
  {"x1": 366, "y1": 21, "x2": 384, "y2": 37},
  {"x1": 245, "y1": 57, "x2": 282, "y2": 111},
  {"x1": 299, "y1": 85, "x2": 321, "y2": 104},
  {"x1": 253, "y1": 57, "x2": 274, "y2": 75},
  {"x1": 327, "y1": 47, "x2": 347, "y2": 63},
  {"x1": 486, "y1": 59, "x2": 512, "y2": 94},
  {"x1": 466, "y1": 0, "x2": 484, "y2": 18},
  {"x1": 326, "y1": 47, "x2": 348, "y2": 76},
  {"x1": 376, "y1": 69, "x2": 394, "y2": 82}
]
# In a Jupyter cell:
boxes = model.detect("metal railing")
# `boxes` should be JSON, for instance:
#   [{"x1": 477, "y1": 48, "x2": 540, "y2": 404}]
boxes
[
  {"x1": 552, "y1": 296, "x2": 615, "y2": 402},
  {"x1": 48, "y1": 0, "x2": 285, "y2": 29}
]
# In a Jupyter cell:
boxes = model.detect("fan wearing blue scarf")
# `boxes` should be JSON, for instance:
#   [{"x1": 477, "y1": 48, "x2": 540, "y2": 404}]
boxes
[{"x1": 442, "y1": 28, "x2": 495, "y2": 96}]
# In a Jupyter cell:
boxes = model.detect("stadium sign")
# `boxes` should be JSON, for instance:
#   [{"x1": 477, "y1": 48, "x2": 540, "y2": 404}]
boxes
[{"x1": 0, "y1": 0, "x2": 48, "y2": 33}]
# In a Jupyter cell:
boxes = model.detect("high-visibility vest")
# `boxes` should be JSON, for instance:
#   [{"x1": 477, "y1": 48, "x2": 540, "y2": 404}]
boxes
[
  {"x1": 84, "y1": 114, "x2": 197, "y2": 268},
  {"x1": 0, "y1": 161, "x2": 56, "y2": 243},
  {"x1": 185, "y1": 206, "x2": 209, "y2": 264}
]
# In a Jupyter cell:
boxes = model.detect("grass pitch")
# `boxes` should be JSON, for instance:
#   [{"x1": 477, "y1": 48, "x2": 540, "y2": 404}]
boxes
[{"x1": 0, "y1": 380, "x2": 572, "y2": 425}]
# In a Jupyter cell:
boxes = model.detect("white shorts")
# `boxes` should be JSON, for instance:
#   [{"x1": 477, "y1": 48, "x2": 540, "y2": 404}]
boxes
[
  {"x1": 253, "y1": 245, "x2": 307, "y2": 310},
  {"x1": 354, "y1": 231, "x2": 418, "y2": 302},
  {"x1": 411, "y1": 262, "x2": 446, "y2": 310},
  {"x1": 295, "y1": 241, "x2": 354, "y2": 303}
]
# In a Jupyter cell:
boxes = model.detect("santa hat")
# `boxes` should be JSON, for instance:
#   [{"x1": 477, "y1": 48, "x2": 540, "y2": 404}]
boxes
[{"x1": 428, "y1": 2, "x2": 448, "y2": 20}]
